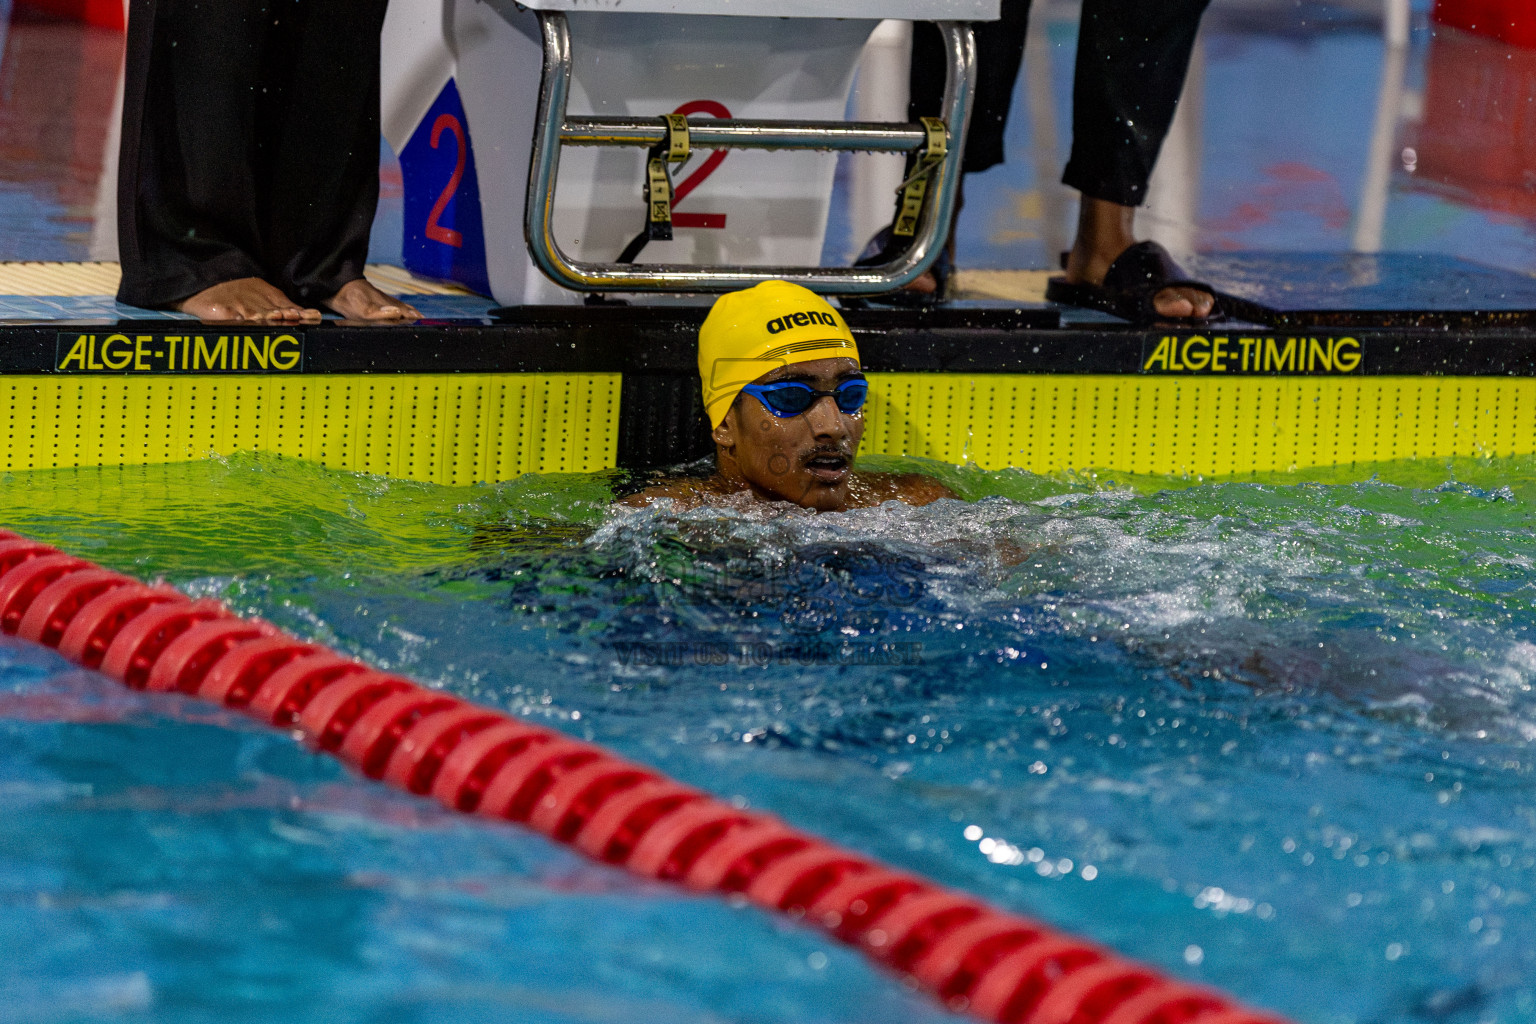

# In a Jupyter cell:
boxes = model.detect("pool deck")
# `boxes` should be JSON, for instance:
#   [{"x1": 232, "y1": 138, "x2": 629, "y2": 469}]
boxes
[{"x1": 4, "y1": 258, "x2": 1536, "y2": 482}]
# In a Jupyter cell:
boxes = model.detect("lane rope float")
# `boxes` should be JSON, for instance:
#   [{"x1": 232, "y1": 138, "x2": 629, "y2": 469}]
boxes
[{"x1": 0, "y1": 530, "x2": 1290, "y2": 1024}]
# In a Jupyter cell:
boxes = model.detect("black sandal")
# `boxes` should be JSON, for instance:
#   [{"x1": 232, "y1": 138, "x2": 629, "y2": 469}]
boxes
[
  {"x1": 1045, "y1": 241, "x2": 1221, "y2": 325},
  {"x1": 852, "y1": 226, "x2": 952, "y2": 309}
]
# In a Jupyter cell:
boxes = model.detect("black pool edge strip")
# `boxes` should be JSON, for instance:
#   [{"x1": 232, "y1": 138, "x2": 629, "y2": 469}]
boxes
[{"x1": 13, "y1": 313, "x2": 1536, "y2": 376}]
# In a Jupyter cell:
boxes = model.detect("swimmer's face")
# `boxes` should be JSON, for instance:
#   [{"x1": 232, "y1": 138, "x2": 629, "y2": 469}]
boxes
[{"x1": 715, "y1": 357, "x2": 865, "y2": 512}]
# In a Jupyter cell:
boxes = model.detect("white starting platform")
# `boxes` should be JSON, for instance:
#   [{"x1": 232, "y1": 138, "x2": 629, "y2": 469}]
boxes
[{"x1": 379, "y1": 0, "x2": 995, "y2": 304}]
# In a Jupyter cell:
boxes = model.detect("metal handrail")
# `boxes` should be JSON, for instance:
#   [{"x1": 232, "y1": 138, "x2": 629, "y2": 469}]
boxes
[
  {"x1": 523, "y1": 11, "x2": 977, "y2": 295},
  {"x1": 560, "y1": 117, "x2": 931, "y2": 153}
]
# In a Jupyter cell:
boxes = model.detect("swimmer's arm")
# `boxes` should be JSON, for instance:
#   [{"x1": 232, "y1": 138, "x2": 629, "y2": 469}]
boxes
[{"x1": 993, "y1": 537, "x2": 1040, "y2": 566}]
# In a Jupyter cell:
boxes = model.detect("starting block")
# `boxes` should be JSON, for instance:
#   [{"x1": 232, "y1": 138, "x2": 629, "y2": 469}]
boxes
[
  {"x1": 381, "y1": 0, "x2": 994, "y2": 304},
  {"x1": 1187, "y1": 252, "x2": 1536, "y2": 329}
]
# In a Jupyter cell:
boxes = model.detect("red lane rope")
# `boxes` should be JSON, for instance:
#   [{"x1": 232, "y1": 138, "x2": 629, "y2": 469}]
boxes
[{"x1": 0, "y1": 530, "x2": 1290, "y2": 1024}]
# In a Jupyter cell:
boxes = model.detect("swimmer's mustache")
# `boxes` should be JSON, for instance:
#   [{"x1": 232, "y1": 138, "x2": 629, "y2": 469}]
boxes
[{"x1": 799, "y1": 443, "x2": 852, "y2": 467}]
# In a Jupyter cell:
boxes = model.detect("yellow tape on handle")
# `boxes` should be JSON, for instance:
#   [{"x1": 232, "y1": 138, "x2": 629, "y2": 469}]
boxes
[
  {"x1": 893, "y1": 117, "x2": 948, "y2": 238},
  {"x1": 646, "y1": 114, "x2": 692, "y2": 241}
]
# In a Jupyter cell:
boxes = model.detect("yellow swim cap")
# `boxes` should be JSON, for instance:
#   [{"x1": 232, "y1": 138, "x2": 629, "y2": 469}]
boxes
[{"x1": 697, "y1": 281, "x2": 860, "y2": 429}]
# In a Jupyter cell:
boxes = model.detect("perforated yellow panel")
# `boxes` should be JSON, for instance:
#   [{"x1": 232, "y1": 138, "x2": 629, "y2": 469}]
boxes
[
  {"x1": 9, "y1": 371, "x2": 1535, "y2": 483},
  {"x1": 863, "y1": 374, "x2": 1536, "y2": 475},
  {"x1": 0, "y1": 374, "x2": 621, "y2": 484}
]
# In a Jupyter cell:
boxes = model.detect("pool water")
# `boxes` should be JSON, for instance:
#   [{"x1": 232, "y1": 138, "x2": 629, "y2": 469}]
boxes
[{"x1": 3, "y1": 454, "x2": 1536, "y2": 1023}]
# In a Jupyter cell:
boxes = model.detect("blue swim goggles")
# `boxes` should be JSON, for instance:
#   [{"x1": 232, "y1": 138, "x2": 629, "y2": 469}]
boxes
[{"x1": 739, "y1": 379, "x2": 869, "y2": 418}]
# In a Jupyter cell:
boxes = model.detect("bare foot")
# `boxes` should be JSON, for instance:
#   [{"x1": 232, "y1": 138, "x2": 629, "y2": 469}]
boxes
[
  {"x1": 324, "y1": 279, "x2": 420, "y2": 322},
  {"x1": 904, "y1": 269, "x2": 939, "y2": 295},
  {"x1": 177, "y1": 277, "x2": 322, "y2": 324},
  {"x1": 1066, "y1": 196, "x2": 1215, "y2": 319}
]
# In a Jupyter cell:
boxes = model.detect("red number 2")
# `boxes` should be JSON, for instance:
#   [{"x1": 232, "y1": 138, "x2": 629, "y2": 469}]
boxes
[
  {"x1": 670, "y1": 100, "x2": 729, "y2": 230},
  {"x1": 425, "y1": 113, "x2": 466, "y2": 248}
]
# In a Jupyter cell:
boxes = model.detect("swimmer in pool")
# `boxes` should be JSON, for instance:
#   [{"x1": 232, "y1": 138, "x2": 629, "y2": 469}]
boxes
[{"x1": 622, "y1": 281, "x2": 954, "y2": 512}]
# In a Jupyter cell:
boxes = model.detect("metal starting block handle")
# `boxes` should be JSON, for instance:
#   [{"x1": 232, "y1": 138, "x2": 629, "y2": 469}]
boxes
[
  {"x1": 525, "y1": 11, "x2": 977, "y2": 295},
  {"x1": 562, "y1": 117, "x2": 937, "y2": 154}
]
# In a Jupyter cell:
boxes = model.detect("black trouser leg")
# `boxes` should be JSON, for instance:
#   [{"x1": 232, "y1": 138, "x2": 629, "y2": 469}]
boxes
[
  {"x1": 1061, "y1": 0, "x2": 1213, "y2": 207},
  {"x1": 117, "y1": 0, "x2": 269, "y2": 307},
  {"x1": 257, "y1": 0, "x2": 389, "y2": 305},
  {"x1": 116, "y1": 0, "x2": 388, "y2": 309},
  {"x1": 909, "y1": 0, "x2": 1032, "y2": 174}
]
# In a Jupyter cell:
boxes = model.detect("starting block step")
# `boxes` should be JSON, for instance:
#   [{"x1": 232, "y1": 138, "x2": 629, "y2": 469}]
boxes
[{"x1": 1185, "y1": 251, "x2": 1536, "y2": 329}]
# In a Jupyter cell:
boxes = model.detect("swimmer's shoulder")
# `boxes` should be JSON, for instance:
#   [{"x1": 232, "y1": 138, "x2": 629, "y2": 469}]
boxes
[
  {"x1": 616, "y1": 481, "x2": 697, "y2": 508},
  {"x1": 891, "y1": 472, "x2": 958, "y2": 506},
  {"x1": 617, "y1": 475, "x2": 740, "y2": 509},
  {"x1": 850, "y1": 471, "x2": 956, "y2": 507}
]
